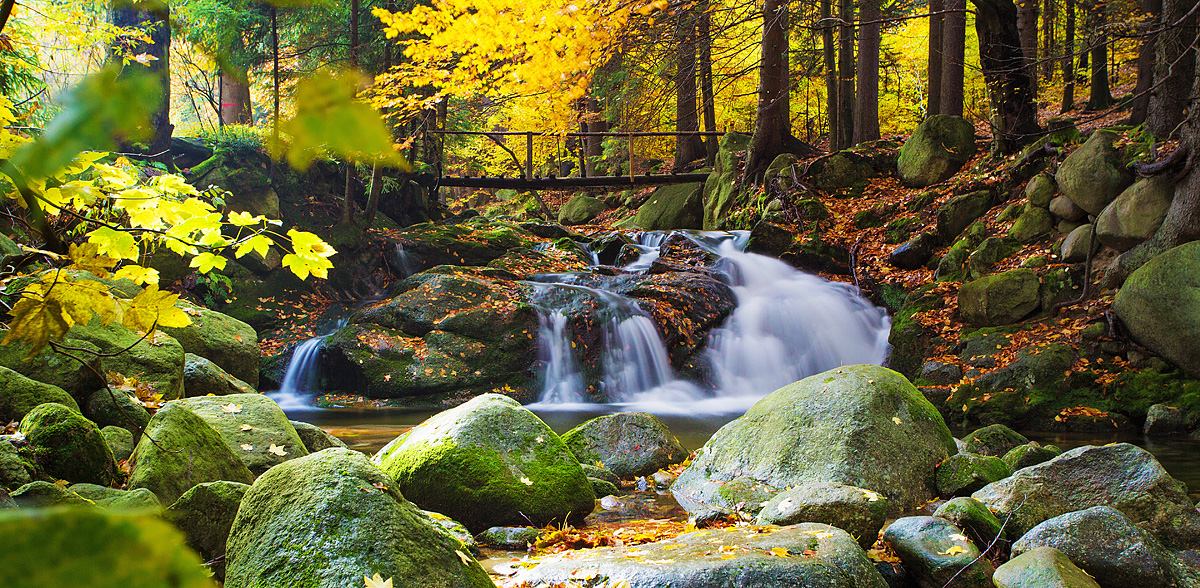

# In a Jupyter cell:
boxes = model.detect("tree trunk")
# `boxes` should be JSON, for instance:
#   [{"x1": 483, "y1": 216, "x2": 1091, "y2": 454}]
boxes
[
  {"x1": 698, "y1": 0, "x2": 719, "y2": 163},
  {"x1": 674, "y1": 6, "x2": 706, "y2": 170},
  {"x1": 745, "y1": 0, "x2": 793, "y2": 180},
  {"x1": 854, "y1": 0, "x2": 881, "y2": 143},
  {"x1": 1017, "y1": 0, "x2": 1039, "y2": 99},
  {"x1": 822, "y1": 0, "x2": 838, "y2": 142},
  {"x1": 836, "y1": 0, "x2": 856, "y2": 149},
  {"x1": 342, "y1": 0, "x2": 361, "y2": 226},
  {"x1": 941, "y1": 0, "x2": 968, "y2": 117},
  {"x1": 1061, "y1": 0, "x2": 1076, "y2": 111},
  {"x1": 928, "y1": 0, "x2": 945, "y2": 115},
  {"x1": 1085, "y1": 4, "x2": 1113, "y2": 110},
  {"x1": 581, "y1": 97, "x2": 607, "y2": 176},
  {"x1": 111, "y1": 2, "x2": 172, "y2": 154},
  {"x1": 1146, "y1": 0, "x2": 1198, "y2": 137},
  {"x1": 1130, "y1": 0, "x2": 1163, "y2": 124},
  {"x1": 971, "y1": 0, "x2": 1043, "y2": 153},
  {"x1": 1041, "y1": 0, "x2": 1056, "y2": 81},
  {"x1": 219, "y1": 68, "x2": 252, "y2": 125}
]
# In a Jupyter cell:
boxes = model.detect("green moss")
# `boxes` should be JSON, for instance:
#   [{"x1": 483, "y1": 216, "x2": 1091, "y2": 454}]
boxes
[
  {"x1": 175, "y1": 394, "x2": 308, "y2": 475},
  {"x1": 18, "y1": 403, "x2": 115, "y2": 485},
  {"x1": 166, "y1": 481, "x2": 249, "y2": 580},
  {"x1": 163, "y1": 303, "x2": 259, "y2": 387},
  {"x1": 0, "y1": 366, "x2": 80, "y2": 423},
  {"x1": 936, "y1": 453, "x2": 1012, "y2": 496},
  {"x1": 129, "y1": 403, "x2": 255, "y2": 505},
  {"x1": 884, "y1": 216, "x2": 923, "y2": 244},
  {"x1": 68, "y1": 484, "x2": 161, "y2": 510},
  {"x1": 68, "y1": 322, "x2": 185, "y2": 399}
]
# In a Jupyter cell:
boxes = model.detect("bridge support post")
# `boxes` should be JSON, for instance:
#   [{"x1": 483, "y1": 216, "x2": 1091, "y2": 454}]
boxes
[{"x1": 525, "y1": 131, "x2": 533, "y2": 181}]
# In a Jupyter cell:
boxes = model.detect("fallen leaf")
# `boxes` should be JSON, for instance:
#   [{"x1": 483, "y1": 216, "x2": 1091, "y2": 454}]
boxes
[
  {"x1": 240, "y1": 444, "x2": 254, "y2": 451},
  {"x1": 222, "y1": 403, "x2": 243, "y2": 414},
  {"x1": 268, "y1": 444, "x2": 288, "y2": 457},
  {"x1": 363, "y1": 573, "x2": 393, "y2": 588},
  {"x1": 940, "y1": 545, "x2": 966, "y2": 556},
  {"x1": 240, "y1": 424, "x2": 253, "y2": 431}
]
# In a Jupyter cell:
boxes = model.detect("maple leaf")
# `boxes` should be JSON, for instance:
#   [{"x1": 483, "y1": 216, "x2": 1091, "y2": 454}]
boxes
[
  {"x1": 364, "y1": 574, "x2": 393, "y2": 588},
  {"x1": 221, "y1": 403, "x2": 243, "y2": 414},
  {"x1": 768, "y1": 546, "x2": 790, "y2": 557},
  {"x1": 268, "y1": 444, "x2": 288, "y2": 457},
  {"x1": 190, "y1": 251, "x2": 227, "y2": 274},
  {"x1": 123, "y1": 285, "x2": 191, "y2": 332},
  {"x1": 940, "y1": 545, "x2": 966, "y2": 556}
]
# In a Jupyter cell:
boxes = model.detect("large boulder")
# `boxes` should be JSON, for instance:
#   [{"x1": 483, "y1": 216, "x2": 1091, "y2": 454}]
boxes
[
  {"x1": 882, "y1": 516, "x2": 994, "y2": 588},
  {"x1": 1113, "y1": 242, "x2": 1200, "y2": 377},
  {"x1": 0, "y1": 438, "x2": 37, "y2": 490},
  {"x1": 1054, "y1": 129, "x2": 1133, "y2": 215},
  {"x1": 291, "y1": 420, "x2": 348, "y2": 452},
  {"x1": 165, "y1": 481, "x2": 250, "y2": 580},
  {"x1": 101, "y1": 425, "x2": 134, "y2": 462},
  {"x1": 372, "y1": 394, "x2": 595, "y2": 531},
  {"x1": 1095, "y1": 175, "x2": 1175, "y2": 251},
  {"x1": 936, "y1": 190, "x2": 994, "y2": 242},
  {"x1": 68, "y1": 483, "x2": 162, "y2": 510},
  {"x1": 558, "y1": 194, "x2": 607, "y2": 225},
  {"x1": 754, "y1": 482, "x2": 889, "y2": 549},
  {"x1": 0, "y1": 365, "x2": 80, "y2": 423},
  {"x1": 225, "y1": 448, "x2": 494, "y2": 588},
  {"x1": 993, "y1": 546, "x2": 1101, "y2": 588},
  {"x1": 1024, "y1": 174, "x2": 1057, "y2": 207},
  {"x1": 561, "y1": 412, "x2": 687, "y2": 478},
  {"x1": 18, "y1": 403, "x2": 115, "y2": 485},
  {"x1": 128, "y1": 403, "x2": 255, "y2": 505},
  {"x1": 0, "y1": 338, "x2": 104, "y2": 400},
  {"x1": 0, "y1": 508, "x2": 215, "y2": 587},
  {"x1": 958, "y1": 269, "x2": 1040, "y2": 326},
  {"x1": 633, "y1": 182, "x2": 704, "y2": 230},
  {"x1": 175, "y1": 394, "x2": 308, "y2": 474},
  {"x1": 1059, "y1": 224, "x2": 1098, "y2": 263},
  {"x1": 511, "y1": 523, "x2": 887, "y2": 588},
  {"x1": 1008, "y1": 206, "x2": 1054, "y2": 243},
  {"x1": 69, "y1": 322, "x2": 185, "y2": 399},
  {"x1": 1049, "y1": 194, "x2": 1087, "y2": 222},
  {"x1": 935, "y1": 452, "x2": 1011, "y2": 496},
  {"x1": 672, "y1": 365, "x2": 957, "y2": 516},
  {"x1": 933, "y1": 497, "x2": 1004, "y2": 548},
  {"x1": 182, "y1": 353, "x2": 255, "y2": 397},
  {"x1": 898, "y1": 115, "x2": 978, "y2": 187},
  {"x1": 702, "y1": 132, "x2": 752, "y2": 230},
  {"x1": 971, "y1": 443, "x2": 1200, "y2": 549},
  {"x1": 163, "y1": 303, "x2": 259, "y2": 387},
  {"x1": 83, "y1": 388, "x2": 150, "y2": 432}
]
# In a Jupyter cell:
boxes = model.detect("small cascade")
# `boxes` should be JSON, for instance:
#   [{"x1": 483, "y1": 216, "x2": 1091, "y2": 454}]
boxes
[
  {"x1": 393, "y1": 244, "x2": 417, "y2": 278},
  {"x1": 622, "y1": 232, "x2": 671, "y2": 272},
  {"x1": 534, "y1": 307, "x2": 587, "y2": 403},
  {"x1": 269, "y1": 336, "x2": 326, "y2": 409}
]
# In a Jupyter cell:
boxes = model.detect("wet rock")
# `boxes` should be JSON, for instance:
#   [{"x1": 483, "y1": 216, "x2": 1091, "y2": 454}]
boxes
[
  {"x1": 1143, "y1": 404, "x2": 1197, "y2": 437},
  {"x1": 933, "y1": 497, "x2": 1004, "y2": 548},
  {"x1": 936, "y1": 190, "x2": 994, "y2": 242},
  {"x1": 183, "y1": 354, "x2": 256, "y2": 397},
  {"x1": 1114, "y1": 241, "x2": 1200, "y2": 377},
  {"x1": 936, "y1": 453, "x2": 1012, "y2": 496},
  {"x1": 1002, "y1": 442, "x2": 1061, "y2": 471},
  {"x1": 889, "y1": 232, "x2": 939, "y2": 270},
  {"x1": 129, "y1": 403, "x2": 255, "y2": 505},
  {"x1": 633, "y1": 182, "x2": 704, "y2": 230},
  {"x1": 225, "y1": 448, "x2": 495, "y2": 588},
  {"x1": 165, "y1": 481, "x2": 249, "y2": 581},
  {"x1": 961, "y1": 424, "x2": 1029, "y2": 457},
  {"x1": 562, "y1": 412, "x2": 687, "y2": 478},
  {"x1": 1054, "y1": 129, "x2": 1133, "y2": 215},
  {"x1": 581, "y1": 463, "x2": 620, "y2": 486},
  {"x1": 957, "y1": 269, "x2": 1040, "y2": 326},
  {"x1": 993, "y1": 546, "x2": 1101, "y2": 588},
  {"x1": 479, "y1": 525, "x2": 540, "y2": 549},
  {"x1": 898, "y1": 115, "x2": 978, "y2": 187},
  {"x1": 702, "y1": 132, "x2": 752, "y2": 230},
  {"x1": 18, "y1": 402, "x2": 115, "y2": 485},
  {"x1": 1095, "y1": 175, "x2": 1174, "y2": 252},
  {"x1": 83, "y1": 388, "x2": 150, "y2": 432},
  {"x1": 290, "y1": 420, "x2": 347, "y2": 451},
  {"x1": 0, "y1": 366, "x2": 80, "y2": 424},
  {"x1": 589, "y1": 476, "x2": 619, "y2": 497},
  {"x1": 163, "y1": 302, "x2": 259, "y2": 387},
  {"x1": 883, "y1": 516, "x2": 994, "y2": 588},
  {"x1": 559, "y1": 194, "x2": 607, "y2": 225},
  {"x1": 175, "y1": 394, "x2": 308, "y2": 475},
  {"x1": 754, "y1": 482, "x2": 889, "y2": 548}
]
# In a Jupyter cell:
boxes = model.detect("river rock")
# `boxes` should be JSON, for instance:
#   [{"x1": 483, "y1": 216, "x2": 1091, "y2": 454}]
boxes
[
  {"x1": 69, "y1": 483, "x2": 161, "y2": 510},
  {"x1": 936, "y1": 452, "x2": 1012, "y2": 496},
  {"x1": 1113, "y1": 241, "x2": 1200, "y2": 377},
  {"x1": 590, "y1": 476, "x2": 619, "y2": 497},
  {"x1": 898, "y1": 115, "x2": 977, "y2": 187},
  {"x1": 422, "y1": 510, "x2": 479, "y2": 555},
  {"x1": 993, "y1": 546, "x2": 1101, "y2": 588},
  {"x1": 1055, "y1": 129, "x2": 1132, "y2": 215},
  {"x1": 971, "y1": 443, "x2": 1200, "y2": 548},
  {"x1": 958, "y1": 269, "x2": 1040, "y2": 326},
  {"x1": 511, "y1": 522, "x2": 887, "y2": 588},
  {"x1": 961, "y1": 424, "x2": 1029, "y2": 457},
  {"x1": 933, "y1": 497, "x2": 1004, "y2": 548},
  {"x1": 936, "y1": 190, "x2": 994, "y2": 242},
  {"x1": 69, "y1": 322, "x2": 185, "y2": 399},
  {"x1": 18, "y1": 402, "x2": 115, "y2": 485},
  {"x1": 0, "y1": 438, "x2": 37, "y2": 490},
  {"x1": 166, "y1": 480, "x2": 249, "y2": 580},
  {"x1": 1010, "y1": 506, "x2": 1182, "y2": 587},
  {"x1": 562, "y1": 412, "x2": 687, "y2": 478},
  {"x1": 9, "y1": 480, "x2": 92, "y2": 507},
  {"x1": 163, "y1": 302, "x2": 259, "y2": 386},
  {"x1": 373, "y1": 394, "x2": 594, "y2": 531},
  {"x1": 1143, "y1": 404, "x2": 1197, "y2": 437},
  {"x1": 479, "y1": 525, "x2": 540, "y2": 549},
  {"x1": 890, "y1": 232, "x2": 939, "y2": 269},
  {"x1": 1002, "y1": 442, "x2": 1061, "y2": 470},
  {"x1": 633, "y1": 182, "x2": 704, "y2": 230},
  {"x1": 559, "y1": 194, "x2": 607, "y2": 225},
  {"x1": 83, "y1": 388, "x2": 150, "y2": 432},
  {"x1": 174, "y1": 394, "x2": 307, "y2": 474},
  {"x1": 672, "y1": 365, "x2": 957, "y2": 516},
  {"x1": 754, "y1": 482, "x2": 889, "y2": 548},
  {"x1": 183, "y1": 354, "x2": 255, "y2": 397},
  {"x1": 0, "y1": 366, "x2": 80, "y2": 423},
  {"x1": 0, "y1": 508, "x2": 215, "y2": 587},
  {"x1": 1059, "y1": 224, "x2": 1097, "y2": 263},
  {"x1": 101, "y1": 426, "x2": 134, "y2": 462},
  {"x1": 882, "y1": 516, "x2": 994, "y2": 588},
  {"x1": 1095, "y1": 175, "x2": 1174, "y2": 252},
  {"x1": 290, "y1": 420, "x2": 347, "y2": 451},
  {"x1": 1025, "y1": 174, "x2": 1056, "y2": 207},
  {"x1": 129, "y1": 403, "x2": 255, "y2": 505},
  {"x1": 0, "y1": 338, "x2": 104, "y2": 400},
  {"x1": 581, "y1": 462, "x2": 620, "y2": 486},
  {"x1": 226, "y1": 448, "x2": 494, "y2": 588}
]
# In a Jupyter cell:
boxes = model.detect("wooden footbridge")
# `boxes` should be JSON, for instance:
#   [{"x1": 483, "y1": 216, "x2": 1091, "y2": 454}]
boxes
[{"x1": 432, "y1": 129, "x2": 731, "y2": 190}]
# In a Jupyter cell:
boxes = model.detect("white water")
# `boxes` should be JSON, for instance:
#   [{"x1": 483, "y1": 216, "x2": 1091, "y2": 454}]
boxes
[
  {"x1": 268, "y1": 335, "x2": 327, "y2": 410},
  {"x1": 534, "y1": 308, "x2": 587, "y2": 403}
]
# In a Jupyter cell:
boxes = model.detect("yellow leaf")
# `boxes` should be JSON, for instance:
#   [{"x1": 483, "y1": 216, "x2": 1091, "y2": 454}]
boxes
[
  {"x1": 768, "y1": 546, "x2": 789, "y2": 557},
  {"x1": 228, "y1": 210, "x2": 266, "y2": 227},
  {"x1": 221, "y1": 403, "x2": 243, "y2": 414},
  {"x1": 454, "y1": 550, "x2": 472, "y2": 566},
  {"x1": 87, "y1": 226, "x2": 139, "y2": 261},
  {"x1": 123, "y1": 285, "x2": 191, "y2": 331},
  {"x1": 363, "y1": 574, "x2": 393, "y2": 588},
  {"x1": 940, "y1": 545, "x2": 966, "y2": 556},
  {"x1": 268, "y1": 444, "x2": 288, "y2": 457},
  {"x1": 235, "y1": 234, "x2": 273, "y2": 260},
  {"x1": 189, "y1": 252, "x2": 227, "y2": 274},
  {"x1": 113, "y1": 264, "x2": 160, "y2": 286}
]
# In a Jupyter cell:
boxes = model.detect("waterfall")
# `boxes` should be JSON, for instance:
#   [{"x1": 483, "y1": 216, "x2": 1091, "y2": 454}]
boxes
[
  {"x1": 269, "y1": 336, "x2": 325, "y2": 410},
  {"x1": 534, "y1": 308, "x2": 586, "y2": 404}
]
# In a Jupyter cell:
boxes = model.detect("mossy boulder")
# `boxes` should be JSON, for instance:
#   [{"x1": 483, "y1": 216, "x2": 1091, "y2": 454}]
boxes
[
  {"x1": 182, "y1": 353, "x2": 256, "y2": 397},
  {"x1": 0, "y1": 365, "x2": 80, "y2": 423},
  {"x1": 10, "y1": 480, "x2": 92, "y2": 507},
  {"x1": 936, "y1": 190, "x2": 993, "y2": 242},
  {"x1": 754, "y1": 482, "x2": 889, "y2": 549},
  {"x1": 562, "y1": 412, "x2": 687, "y2": 478},
  {"x1": 163, "y1": 303, "x2": 259, "y2": 386},
  {"x1": 373, "y1": 394, "x2": 594, "y2": 531},
  {"x1": 702, "y1": 132, "x2": 752, "y2": 230},
  {"x1": 128, "y1": 403, "x2": 255, "y2": 505},
  {"x1": 994, "y1": 546, "x2": 1101, "y2": 588},
  {"x1": 0, "y1": 439, "x2": 37, "y2": 490},
  {"x1": 18, "y1": 403, "x2": 115, "y2": 485},
  {"x1": 882, "y1": 516, "x2": 994, "y2": 588},
  {"x1": 1009, "y1": 205, "x2": 1054, "y2": 243},
  {"x1": 961, "y1": 424, "x2": 1029, "y2": 457},
  {"x1": 1002, "y1": 442, "x2": 1061, "y2": 470},
  {"x1": 69, "y1": 322, "x2": 185, "y2": 399},
  {"x1": 958, "y1": 269, "x2": 1040, "y2": 326},
  {"x1": 1054, "y1": 129, "x2": 1132, "y2": 215},
  {"x1": 68, "y1": 483, "x2": 161, "y2": 510},
  {"x1": 966, "y1": 236, "x2": 1021, "y2": 279},
  {"x1": 226, "y1": 448, "x2": 494, "y2": 588},
  {"x1": 1113, "y1": 241, "x2": 1200, "y2": 377},
  {"x1": 291, "y1": 420, "x2": 347, "y2": 452},
  {"x1": 558, "y1": 194, "x2": 607, "y2": 225},
  {"x1": 175, "y1": 394, "x2": 308, "y2": 474},
  {"x1": 933, "y1": 497, "x2": 1004, "y2": 548},
  {"x1": 166, "y1": 481, "x2": 249, "y2": 581},
  {"x1": 672, "y1": 365, "x2": 957, "y2": 516},
  {"x1": 194, "y1": 158, "x2": 280, "y2": 218},
  {"x1": 0, "y1": 508, "x2": 216, "y2": 587},
  {"x1": 935, "y1": 452, "x2": 1012, "y2": 496},
  {"x1": 810, "y1": 150, "x2": 875, "y2": 192},
  {"x1": 897, "y1": 115, "x2": 977, "y2": 187},
  {"x1": 1095, "y1": 175, "x2": 1174, "y2": 252},
  {"x1": 0, "y1": 338, "x2": 104, "y2": 400},
  {"x1": 589, "y1": 477, "x2": 619, "y2": 497},
  {"x1": 479, "y1": 525, "x2": 540, "y2": 549},
  {"x1": 972, "y1": 443, "x2": 1200, "y2": 548},
  {"x1": 632, "y1": 182, "x2": 704, "y2": 230},
  {"x1": 83, "y1": 388, "x2": 149, "y2": 432},
  {"x1": 100, "y1": 426, "x2": 134, "y2": 462},
  {"x1": 1025, "y1": 174, "x2": 1056, "y2": 208}
]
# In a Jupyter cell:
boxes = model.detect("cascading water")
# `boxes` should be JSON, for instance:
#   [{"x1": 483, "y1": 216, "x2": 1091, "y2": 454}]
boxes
[
  {"x1": 268, "y1": 336, "x2": 325, "y2": 409},
  {"x1": 534, "y1": 305, "x2": 587, "y2": 404}
]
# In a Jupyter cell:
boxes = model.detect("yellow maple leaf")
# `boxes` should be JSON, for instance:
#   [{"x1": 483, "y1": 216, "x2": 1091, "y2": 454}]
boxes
[
  {"x1": 363, "y1": 573, "x2": 393, "y2": 588},
  {"x1": 940, "y1": 545, "x2": 966, "y2": 556},
  {"x1": 123, "y1": 285, "x2": 191, "y2": 331}
]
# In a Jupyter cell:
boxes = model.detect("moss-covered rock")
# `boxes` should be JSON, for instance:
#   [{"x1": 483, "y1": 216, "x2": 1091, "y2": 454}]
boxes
[
  {"x1": 897, "y1": 115, "x2": 977, "y2": 187},
  {"x1": 993, "y1": 546, "x2": 1101, "y2": 588},
  {"x1": 68, "y1": 322, "x2": 185, "y2": 399},
  {"x1": 810, "y1": 150, "x2": 875, "y2": 192},
  {"x1": 702, "y1": 132, "x2": 752, "y2": 230},
  {"x1": 1002, "y1": 442, "x2": 1061, "y2": 470},
  {"x1": 373, "y1": 394, "x2": 594, "y2": 531},
  {"x1": 936, "y1": 190, "x2": 994, "y2": 242},
  {"x1": 101, "y1": 426, "x2": 134, "y2": 462},
  {"x1": 962, "y1": 423, "x2": 1029, "y2": 456},
  {"x1": 68, "y1": 483, "x2": 161, "y2": 510},
  {"x1": 0, "y1": 439, "x2": 37, "y2": 490},
  {"x1": 1095, "y1": 175, "x2": 1174, "y2": 252},
  {"x1": 175, "y1": 394, "x2": 308, "y2": 474},
  {"x1": 958, "y1": 269, "x2": 1040, "y2": 326},
  {"x1": 882, "y1": 516, "x2": 994, "y2": 588},
  {"x1": 83, "y1": 388, "x2": 150, "y2": 432},
  {"x1": 9, "y1": 480, "x2": 92, "y2": 507},
  {"x1": 1009, "y1": 205, "x2": 1054, "y2": 243},
  {"x1": 18, "y1": 403, "x2": 115, "y2": 485},
  {"x1": 166, "y1": 480, "x2": 249, "y2": 581},
  {"x1": 1113, "y1": 241, "x2": 1200, "y2": 377},
  {"x1": 755, "y1": 482, "x2": 889, "y2": 549},
  {"x1": 1054, "y1": 129, "x2": 1132, "y2": 215},
  {"x1": 558, "y1": 194, "x2": 607, "y2": 225},
  {"x1": 182, "y1": 353, "x2": 256, "y2": 397},
  {"x1": 163, "y1": 303, "x2": 259, "y2": 387},
  {"x1": 0, "y1": 339, "x2": 104, "y2": 400},
  {"x1": 966, "y1": 237, "x2": 1021, "y2": 279},
  {"x1": 194, "y1": 156, "x2": 280, "y2": 218},
  {"x1": 226, "y1": 448, "x2": 494, "y2": 588},
  {"x1": 0, "y1": 508, "x2": 215, "y2": 587},
  {"x1": 562, "y1": 412, "x2": 687, "y2": 479},
  {"x1": 589, "y1": 477, "x2": 619, "y2": 498},
  {"x1": 0, "y1": 365, "x2": 80, "y2": 424},
  {"x1": 935, "y1": 452, "x2": 1012, "y2": 496},
  {"x1": 632, "y1": 182, "x2": 704, "y2": 230},
  {"x1": 128, "y1": 403, "x2": 255, "y2": 505},
  {"x1": 291, "y1": 420, "x2": 347, "y2": 452},
  {"x1": 672, "y1": 365, "x2": 956, "y2": 516},
  {"x1": 479, "y1": 525, "x2": 540, "y2": 549},
  {"x1": 933, "y1": 497, "x2": 1004, "y2": 548},
  {"x1": 1024, "y1": 174, "x2": 1056, "y2": 208},
  {"x1": 581, "y1": 462, "x2": 619, "y2": 486}
]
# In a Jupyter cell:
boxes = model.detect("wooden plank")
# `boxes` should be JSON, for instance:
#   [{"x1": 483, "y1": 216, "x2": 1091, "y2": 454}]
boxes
[{"x1": 437, "y1": 173, "x2": 710, "y2": 189}]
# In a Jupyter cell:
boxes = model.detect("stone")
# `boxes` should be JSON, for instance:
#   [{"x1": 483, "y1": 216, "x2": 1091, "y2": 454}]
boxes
[
  {"x1": 0, "y1": 439, "x2": 37, "y2": 490},
  {"x1": 936, "y1": 190, "x2": 993, "y2": 242},
  {"x1": 1008, "y1": 206, "x2": 1054, "y2": 243},
  {"x1": 421, "y1": 510, "x2": 479, "y2": 555},
  {"x1": 9, "y1": 480, "x2": 92, "y2": 507},
  {"x1": 373, "y1": 394, "x2": 595, "y2": 531},
  {"x1": 175, "y1": 394, "x2": 308, "y2": 474},
  {"x1": 183, "y1": 354, "x2": 256, "y2": 397},
  {"x1": 889, "y1": 232, "x2": 939, "y2": 269},
  {"x1": 958, "y1": 269, "x2": 1040, "y2": 326},
  {"x1": 590, "y1": 477, "x2": 619, "y2": 497},
  {"x1": 225, "y1": 448, "x2": 494, "y2": 588},
  {"x1": 1055, "y1": 129, "x2": 1133, "y2": 215},
  {"x1": 128, "y1": 403, "x2": 255, "y2": 505},
  {"x1": 68, "y1": 483, "x2": 161, "y2": 510},
  {"x1": 163, "y1": 303, "x2": 259, "y2": 387},
  {"x1": 1095, "y1": 175, "x2": 1175, "y2": 251},
  {"x1": 898, "y1": 115, "x2": 978, "y2": 187},
  {"x1": 961, "y1": 424, "x2": 1029, "y2": 457},
  {"x1": 754, "y1": 482, "x2": 889, "y2": 549},
  {"x1": 562, "y1": 412, "x2": 687, "y2": 479},
  {"x1": 83, "y1": 388, "x2": 150, "y2": 432},
  {"x1": 18, "y1": 402, "x2": 115, "y2": 485},
  {"x1": 479, "y1": 525, "x2": 540, "y2": 549},
  {"x1": 919, "y1": 361, "x2": 963, "y2": 385},
  {"x1": 0, "y1": 366, "x2": 80, "y2": 424},
  {"x1": 101, "y1": 426, "x2": 134, "y2": 462},
  {"x1": 935, "y1": 453, "x2": 1012, "y2": 496},
  {"x1": 1049, "y1": 194, "x2": 1087, "y2": 222},
  {"x1": 0, "y1": 508, "x2": 215, "y2": 587},
  {"x1": 511, "y1": 523, "x2": 888, "y2": 588},
  {"x1": 882, "y1": 516, "x2": 995, "y2": 588},
  {"x1": 1143, "y1": 404, "x2": 1197, "y2": 437},
  {"x1": 972, "y1": 443, "x2": 1200, "y2": 548},
  {"x1": 166, "y1": 481, "x2": 250, "y2": 580},
  {"x1": 702, "y1": 132, "x2": 752, "y2": 230},
  {"x1": 581, "y1": 463, "x2": 619, "y2": 486},
  {"x1": 0, "y1": 338, "x2": 104, "y2": 400},
  {"x1": 1059, "y1": 224, "x2": 1098, "y2": 263},
  {"x1": 1002, "y1": 442, "x2": 1061, "y2": 470},
  {"x1": 1025, "y1": 174, "x2": 1056, "y2": 208},
  {"x1": 966, "y1": 236, "x2": 1021, "y2": 279},
  {"x1": 558, "y1": 194, "x2": 607, "y2": 225},
  {"x1": 672, "y1": 365, "x2": 956, "y2": 516},
  {"x1": 810, "y1": 151, "x2": 874, "y2": 192},
  {"x1": 69, "y1": 322, "x2": 185, "y2": 399},
  {"x1": 632, "y1": 182, "x2": 704, "y2": 230},
  {"x1": 290, "y1": 420, "x2": 348, "y2": 451},
  {"x1": 1114, "y1": 241, "x2": 1200, "y2": 377},
  {"x1": 933, "y1": 497, "x2": 1004, "y2": 548},
  {"x1": 993, "y1": 546, "x2": 1101, "y2": 588}
]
